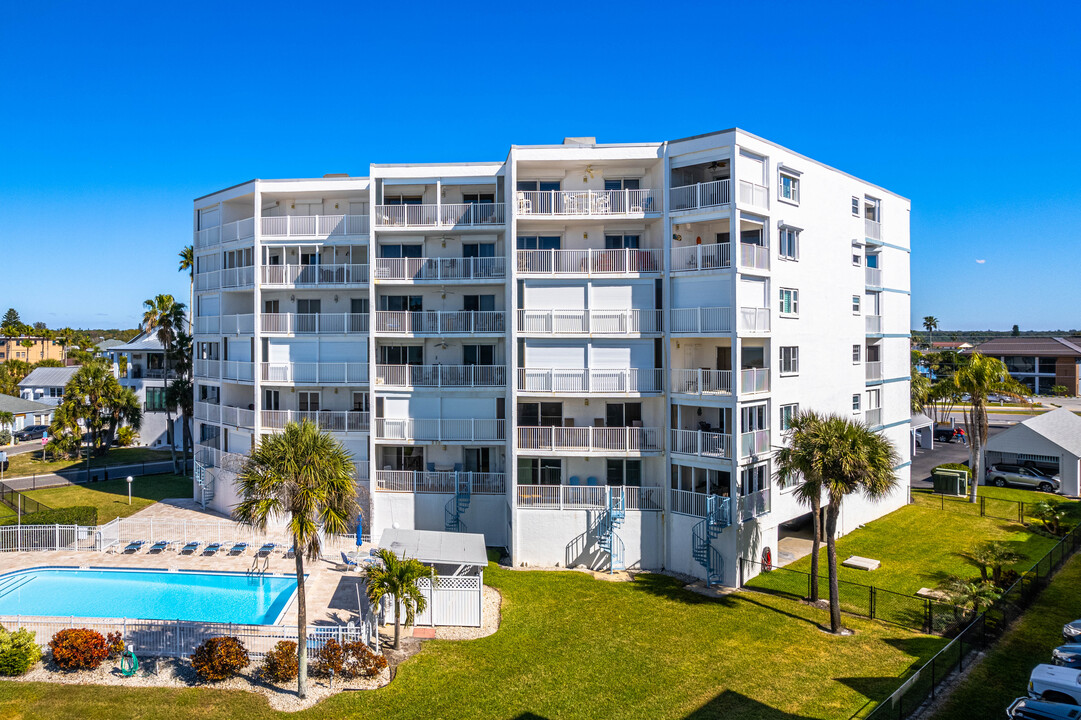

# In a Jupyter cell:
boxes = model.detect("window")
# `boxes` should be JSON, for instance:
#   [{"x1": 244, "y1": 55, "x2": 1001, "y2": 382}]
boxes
[
  {"x1": 604, "y1": 178, "x2": 640, "y2": 191},
  {"x1": 383, "y1": 195, "x2": 422, "y2": 205},
  {"x1": 517, "y1": 457, "x2": 561, "y2": 485},
  {"x1": 852, "y1": 252, "x2": 862, "y2": 266},
  {"x1": 517, "y1": 402, "x2": 562, "y2": 426},
  {"x1": 852, "y1": 394, "x2": 861, "y2": 412},
  {"x1": 517, "y1": 236, "x2": 561, "y2": 250},
  {"x1": 852, "y1": 345, "x2": 861, "y2": 363},
  {"x1": 779, "y1": 288, "x2": 799, "y2": 315},
  {"x1": 463, "y1": 344, "x2": 495, "y2": 365},
  {"x1": 605, "y1": 402, "x2": 642, "y2": 427},
  {"x1": 852, "y1": 295, "x2": 861, "y2": 313},
  {"x1": 298, "y1": 391, "x2": 320, "y2": 412},
  {"x1": 864, "y1": 197, "x2": 881, "y2": 222},
  {"x1": 462, "y1": 193, "x2": 494, "y2": 205},
  {"x1": 145, "y1": 387, "x2": 168, "y2": 412},
  {"x1": 517, "y1": 180, "x2": 560, "y2": 192},
  {"x1": 606, "y1": 459, "x2": 642, "y2": 486},
  {"x1": 779, "y1": 173, "x2": 800, "y2": 203},
  {"x1": 379, "y1": 345, "x2": 423, "y2": 365},
  {"x1": 604, "y1": 234, "x2": 640, "y2": 249},
  {"x1": 852, "y1": 197, "x2": 860, "y2": 216},
  {"x1": 780, "y1": 404, "x2": 799, "y2": 431},
  {"x1": 778, "y1": 227, "x2": 799, "y2": 260},
  {"x1": 780, "y1": 346, "x2": 799, "y2": 375}
]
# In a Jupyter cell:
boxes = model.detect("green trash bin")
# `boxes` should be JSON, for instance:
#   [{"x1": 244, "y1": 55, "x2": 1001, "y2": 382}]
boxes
[{"x1": 932, "y1": 469, "x2": 969, "y2": 496}]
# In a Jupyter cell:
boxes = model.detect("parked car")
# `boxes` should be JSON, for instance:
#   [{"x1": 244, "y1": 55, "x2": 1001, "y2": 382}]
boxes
[
  {"x1": 1024, "y1": 459, "x2": 1063, "y2": 477},
  {"x1": 1053, "y1": 645, "x2": 1081, "y2": 669},
  {"x1": 12, "y1": 424, "x2": 49, "y2": 442},
  {"x1": 1030, "y1": 664, "x2": 1081, "y2": 705},
  {"x1": 1063, "y1": 620, "x2": 1081, "y2": 643},
  {"x1": 988, "y1": 464, "x2": 1060, "y2": 493},
  {"x1": 934, "y1": 426, "x2": 958, "y2": 443},
  {"x1": 1009, "y1": 696, "x2": 1081, "y2": 719}
]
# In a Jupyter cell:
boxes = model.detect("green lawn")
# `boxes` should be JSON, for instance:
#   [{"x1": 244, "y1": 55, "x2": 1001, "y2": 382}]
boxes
[
  {"x1": 3, "y1": 447, "x2": 175, "y2": 478},
  {"x1": 0, "y1": 565, "x2": 945, "y2": 720},
  {"x1": 21, "y1": 473, "x2": 192, "y2": 522},
  {"x1": 911, "y1": 486, "x2": 1081, "y2": 529},
  {"x1": 930, "y1": 553, "x2": 1081, "y2": 719}
]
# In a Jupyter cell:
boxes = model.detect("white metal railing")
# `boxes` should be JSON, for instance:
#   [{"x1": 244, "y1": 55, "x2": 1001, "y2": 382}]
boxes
[
  {"x1": 261, "y1": 410, "x2": 370, "y2": 433},
  {"x1": 259, "y1": 264, "x2": 369, "y2": 287},
  {"x1": 740, "y1": 367, "x2": 770, "y2": 394},
  {"x1": 260, "y1": 313, "x2": 369, "y2": 335},
  {"x1": 739, "y1": 242, "x2": 770, "y2": 270},
  {"x1": 671, "y1": 369, "x2": 732, "y2": 395},
  {"x1": 515, "y1": 189, "x2": 660, "y2": 216},
  {"x1": 221, "y1": 217, "x2": 255, "y2": 243},
  {"x1": 194, "y1": 401, "x2": 221, "y2": 424},
  {"x1": 515, "y1": 484, "x2": 662, "y2": 510},
  {"x1": 516, "y1": 309, "x2": 661, "y2": 334},
  {"x1": 374, "y1": 203, "x2": 504, "y2": 228},
  {"x1": 194, "y1": 316, "x2": 219, "y2": 334},
  {"x1": 194, "y1": 359, "x2": 220, "y2": 379},
  {"x1": 865, "y1": 266, "x2": 882, "y2": 287},
  {"x1": 220, "y1": 266, "x2": 255, "y2": 289},
  {"x1": 374, "y1": 256, "x2": 505, "y2": 282},
  {"x1": 221, "y1": 361, "x2": 255, "y2": 382},
  {"x1": 865, "y1": 407, "x2": 883, "y2": 428},
  {"x1": 671, "y1": 307, "x2": 733, "y2": 334},
  {"x1": 669, "y1": 179, "x2": 732, "y2": 211},
  {"x1": 670, "y1": 429, "x2": 732, "y2": 459},
  {"x1": 516, "y1": 368, "x2": 662, "y2": 394},
  {"x1": 516, "y1": 426, "x2": 662, "y2": 453},
  {"x1": 738, "y1": 180, "x2": 769, "y2": 209},
  {"x1": 260, "y1": 362, "x2": 368, "y2": 384},
  {"x1": 865, "y1": 218, "x2": 882, "y2": 241},
  {"x1": 375, "y1": 364, "x2": 506, "y2": 388},
  {"x1": 741, "y1": 429, "x2": 771, "y2": 456},
  {"x1": 739, "y1": 307, "x2": 771, "y2": 333},
  {"x1": 194, "y1": 225, "x2": 220, "y2": 249},
  {"x1": 221, "y1": 314, "x2": 255, "y2": 335},
  {"x1": 260, "y1": 214, "x2": 369, "y2": 238},
  {"x1": 194, "y1": 270, "x2": 220, "y2": 291},
  {"x1": 515, "y1": 248, "x2": 661, "y2": 275},
  {"x1": 865, "y1": 361, "x2": 883, "y2": 382},
  {"x1": 374, "y1": 418, "x2": 505, "y2": 442},
  {"x1": 670, "y1": 489, "x2": 730, "y2": 518},
  {"x1": 375, "y1": 470, "x2": 506, "y2": 495},
  {"x1": 219, "y1": 405, "x2": 256, "y2": 428},
  {"x1": 375, "y1": 311, "x2": 505, "y2": 335},
  {"x1": 865, "y1": 314, "x2": 883, "y2": 334},
  {"x1": 740, "y1": 487, "x2": 771, "y2": 520},
  {"x1": 672, "y1": 242, "x2": 731, "y2": 272}
]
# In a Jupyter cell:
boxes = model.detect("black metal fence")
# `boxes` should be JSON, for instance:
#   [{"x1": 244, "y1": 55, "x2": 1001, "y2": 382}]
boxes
[
  {"x1": 0, "y1": 480, "x2": 52, "y2": 515},
  {"x1": 909, "y1": 489, "x2": 1033, "y2": 523}
]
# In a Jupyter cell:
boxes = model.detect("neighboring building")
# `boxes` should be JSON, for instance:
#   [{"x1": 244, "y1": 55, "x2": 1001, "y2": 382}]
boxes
[
  {"x1": 985, "y1": 408, "x2": 1081, "y2": 496},
  {"x1": 18, "y1": 366, "x2": 79, "y2": 406},
  {"x1": 94, "y1": 338, "x2": 126, "y2": 358},
  {"x1": 976, "y1": 337, "x2": 1081, "y2": 395},
  {"x1": 108, "y1": 331, "x2": 188, "y2": 449},
  {"x1": 0, "y1": 394, "x2": 53, "y2": 435},
  {"x1": 0, "y1": 336, "x2": 66, "y2": 363},
  {"x1": 929, "y1": 341, "x2": 973, "y2": 351},
  {"x1": 191, "y1": 129, "x2": 912, "y2": 586}
]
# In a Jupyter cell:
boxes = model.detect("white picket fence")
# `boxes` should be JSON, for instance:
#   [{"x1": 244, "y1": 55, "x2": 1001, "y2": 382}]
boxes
[{"x1": 380, "y1": 574, "x2": 483, "y2": 628}]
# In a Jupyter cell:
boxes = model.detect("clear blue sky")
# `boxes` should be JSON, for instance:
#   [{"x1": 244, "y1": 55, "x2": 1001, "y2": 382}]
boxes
[{"x1": 1, "y1": 1, "x2": 1078, "y2": 331}]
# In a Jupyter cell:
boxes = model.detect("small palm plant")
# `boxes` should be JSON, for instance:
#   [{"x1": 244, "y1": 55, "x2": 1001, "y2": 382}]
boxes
[
  {"x1": 1032, "y1": 500, "x2": 1066, "y2": 536},
  {"x1": 966, "y1": 541, "x2": 1024, "y2": 586},
  {"x1": 940, "y1": 575, "x2": 1002, "y2": 616},
  {"x1": 366, "y1": 549, "x2": 435, "y2": 650}
]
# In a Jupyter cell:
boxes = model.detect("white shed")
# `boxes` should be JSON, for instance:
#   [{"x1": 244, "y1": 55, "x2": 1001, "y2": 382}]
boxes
[{"x1": 985, "y1": 409, "x2": 1081, "y2": 497}]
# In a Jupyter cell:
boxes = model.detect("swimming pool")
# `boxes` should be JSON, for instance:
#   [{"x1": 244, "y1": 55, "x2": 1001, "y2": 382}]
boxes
[{"x1": 0, "y1": 568, "x2": 299, "y2": 625}]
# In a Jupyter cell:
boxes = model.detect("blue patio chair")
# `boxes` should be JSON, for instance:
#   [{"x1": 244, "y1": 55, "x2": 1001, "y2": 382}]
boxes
[
  {"x1": 568, "y1": 476, "x2": 581, "y2": 486},
  {"x1": 228, "y1": 542, "x2": 248, "y2": 556},
  {"x1": 586, "y1": 477, "x2": 599, "y2": 486},
  {"x1": 426, "y1": 462, "x2": 436, "y2": 472},
  {"x1": 202, "y1": 542, "x2": 223, "y2": 556},
  {"x1": 341, "y1": 551, "x2": 358, "y2": 571},
  {"x1": 453, "y1": 462, "x2": 463, "y2": 473},
  {"x1": 123, "y1": 540, "x2": 145, "y2": 554},
  {"x1": 180, "y1": 541, "x2": 201, "y2": 555},
  {"x1": 256, "y1": 542, "x2": 276, "y2": 558},
  {"x1": 148, "y1": 540, "x2": 171, "y2": 554}
]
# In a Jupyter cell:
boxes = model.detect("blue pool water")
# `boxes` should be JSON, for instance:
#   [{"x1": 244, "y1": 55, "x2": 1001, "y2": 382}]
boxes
[{"x1": 0, "y1": 568, "x2": 299, "y2": 624}]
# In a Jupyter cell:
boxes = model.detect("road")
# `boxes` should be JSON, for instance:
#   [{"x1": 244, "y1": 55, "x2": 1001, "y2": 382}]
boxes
[{"x1": 0, "y1": 442, "x2": 45, "y2": 457}]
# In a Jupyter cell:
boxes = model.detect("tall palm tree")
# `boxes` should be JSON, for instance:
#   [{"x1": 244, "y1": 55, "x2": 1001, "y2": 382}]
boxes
[
  {"x1": 950, "y1": 353, "x2": 1028, "y2": 504},
  {"x1": 143, "y1": 295, "x2": 186, "y2": 473},
  {"x1": 366, "y1": 548, "x2": 434, "y2": 650},
  {"x1": 922, "y1": 316, "x2": 939, "y2": 348},
  {"x1": 178, "y1": 246, "x2": 194, "y2": 334},
  {"x1": 775, "y1": 411, "x2": 827, "y2": 602},
  {"x1": 166, "y1": 331, "x2": 193, "y2": 476},
  {"x1": 233, "y1": 421, "x2": 358, "y2": 699}
]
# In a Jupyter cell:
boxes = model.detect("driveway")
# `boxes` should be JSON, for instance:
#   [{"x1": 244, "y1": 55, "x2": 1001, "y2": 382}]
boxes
[{"x1": 911, "y1": 423, "x2": 1009, "y2": 489}]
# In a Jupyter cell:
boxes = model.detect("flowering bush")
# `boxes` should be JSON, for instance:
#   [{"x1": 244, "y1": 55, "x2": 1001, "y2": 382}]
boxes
[
  {"x1": 190, "y1": 637, "x2": 250, "y2": 682},
  {"x1": 0, "y1": 626, "x2": 41, "y2": 676},
  {"x1": 261, "y1": 640, "x2": 298, "y2": 683},
  {"x1": 49, "y1": 628, "x2": 109, "y2": 671}
]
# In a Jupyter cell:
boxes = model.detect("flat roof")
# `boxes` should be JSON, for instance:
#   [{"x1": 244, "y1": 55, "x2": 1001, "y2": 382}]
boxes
[{"x1": 377, "y1": 528, "x2": 487, "y2": 567}]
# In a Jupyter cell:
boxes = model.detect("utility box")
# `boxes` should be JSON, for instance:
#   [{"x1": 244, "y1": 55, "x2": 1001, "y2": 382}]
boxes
[{"x1": 932, "y1": 468, "x2": 969, "y2": 496}]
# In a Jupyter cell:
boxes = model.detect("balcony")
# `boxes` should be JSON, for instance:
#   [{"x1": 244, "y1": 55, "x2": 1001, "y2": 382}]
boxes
[
  {"x1": 741, "y1": 367, "x2": 770, "y2": 394},
  {"x1": 373, "y1": 203, "x2": 504, "y2": 229},
  {"x1": 739, "y1": 307, "x2": 771, "y2": 333},
  {"x1": 864, "y1": 408, "x2": 883, "y2": 428},
  {"x1": 865, "y1": 361, "x2": 883, "y2": 382},
  {"x1": 374, "y1": 310, "x2": 505, "y2": 336},
  {"x1": 260, "y1": 362, "x2": 368, "y2": 385},
  {"x1": 865, "y1": 315, "x2": 883, "y2": 334},
  {"x1": 195, "y1": 360, "x2": 254, "y2": 382},
  {"x1": 374, "y1": 257, "x2": 505, "y2": 282},
  {"x1": 738, "y1": 181, "x2": 769, "y2": 210},
  {"x1": 517, "y1": 368, "x2": 662, "y2": 394},
  {"x1": 195, "y1": 217, "x2": 255, "y2": 250},
  {"x1": 374, "y1": 418, "x2": 504, "y2": 443},
  {"x1": 194, "y1": 271, "x2": 220, "y2": 292},
  {"x1": 517, "y1": 309, "x2": 661, "y2": 335},
  {"x1": 261, "y1": 313, "x2": 369, "y2": 335},
  {"x1": 741, "y1": 429, "x2": 771, "y2": 457},
  {"x1": 670, "y1": 428, "x2": 732, "y2": 460},
  {"x1": 739, "y1": 242, "x2": 770, "y2": 271},
  {"x1": 670, "y1": 179, "x2": 731, "y2": 212},
  {"x1": 197, "y1": 314, "x2": 256, "y2": 335},
  {"x1": 672, "y1": 242, "x2": 731, "y2": 273},
  {"x1": 671, "y1": 307, "x2": 732, "y2": 334},
  {"x1": 262, "y1": 410, "x2": 370, "y2": 433},
  {"x1": 260, "y1": 214, "x2": 369, "y2": 239},
  {"x1": 515, "y1": 189, "x2": 660, "y2": 216},
  {"x1": 739, "y1": 487, "x2": 771, "y2": 521},
  {"x1": 260, "y1": 264, "x2": 369, "y2": 288},
  {"x1": 670, "y1": 489, "x2": 731, "y2": 519},
  {"x1": 515, "y1": 484, "x2": 662, "y2": 511},
  {"x1": 194, "y1": 226, "x2": 220, "y2": 250},
  {"x1": 516, "y1": 426, "x2": 662, "y2": 455},
  {"x1": 376, "y1": 470, "x2": 506, "y2": 495},
  {"x1": 516, "y1": 248, "x2": 661, "y2": 276},
  {"x1": 375, "y1": 364, "x2": 506, "y2": 389},
  {"x1": 671, "y1": 369, "x2": 732, "y2": 396},
  {"x1": 865, "y1": 218, "x2": 882, "y2": 242},
  {"x1": 865, "y1": 267, "x2": 882, "y2": 287}
]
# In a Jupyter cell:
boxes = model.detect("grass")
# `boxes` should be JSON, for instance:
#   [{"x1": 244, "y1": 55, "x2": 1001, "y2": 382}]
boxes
[
  {"x1": 0, "y1": 565, "x2": 946, "y2": 720},
  {"x1": 930, "y1": 552, "x2": 1081, "y2": 719},
  {"x1": 911, "y1": 486, "x2": 1081, "y2": 529},
  {"x1": 21, "y1": 473, "x2": 192, "y2": 522},
  {"x1": 3, "y1": 447, "x2": 175, "y2": 478}
]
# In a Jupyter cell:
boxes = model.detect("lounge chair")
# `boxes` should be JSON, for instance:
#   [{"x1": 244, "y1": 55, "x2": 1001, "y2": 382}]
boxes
[
  {"x1": 202, "y1": 542, "x2": 223, "y2": 556},
  {"x1": 285, "y1": 546, "x2": 295, "y2": 559},
  {"x1": 341, "y1": 551, "x2": 358, "y2": 571},
  {"x1": 123, "y1": 540, "x2": 145, "y2": 554},
  {"x1": 148, "y1": 540, "x2": 171, "y2": 554},
  {"x1": 256, "y1": 542, "x2": 276, "y2": 558},
  {"x1": 228, "y1": 542, "x2": 248, "y2": 556},
  {"x1": 180, "y1": 541, "x2": 201, "y2": 555}
]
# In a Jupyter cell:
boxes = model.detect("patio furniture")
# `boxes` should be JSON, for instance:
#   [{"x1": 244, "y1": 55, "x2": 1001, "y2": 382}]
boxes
[
  {"x1": 453, "y1": 462, "x2": 463, "y2": 473},
  {"x1": 202, "y1": 542, "x2": 223, "y2": 556},
  {"x1": 122, "y1": 540, "x2": 145, "y2": 554},
  {"x1": 586, "y1": 477, "x2": 599, "y2": 486},
  {"x1": 148, "y1": 540, "x2": 172, "y2": 554},
  {"x1": 228, "y1": 542, "x2": 248, "y2": 556},
  {"x1": 341, "y1": 551, "x2": 358, "y2": 571},
  {"x1": 180, "y1": 541, "x2": 201, "y2": 555},
  {"x1": 591, "y1": 193, "x2": 610, "y2": 214},
  {"x1": 569, "y1": 476, "x2": 581, "y2": 486},
  {"x1": 516, "y1": 192, "x2": 532, "y2": 213}
]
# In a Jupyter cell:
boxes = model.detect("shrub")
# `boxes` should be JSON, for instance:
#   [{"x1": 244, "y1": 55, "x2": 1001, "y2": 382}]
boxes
[
  {"x1": 261, "y1": 640, "x2": 298, "y2": 683},
  {"x1": 190, "y1": 636, "x2": 250, "y2": 682},
  {"x1": 115, "y1": 426, "x2": 137, "y2": 447},
  {"x1": 49, "y1": 628, "x2": 109, "y2": 671},
  {"x1": 0, "y1": 506, "x2": 97, "y2": 528},
  {"x1": 933, "y1": 462, "x2": 971, "y2": 475},
  {"x1": 105, "y1": 632, "x2": 125, "y2": 660},
  {"x1": 0, "y1": 626, "x2": 41, "y2": 676},
  {"x1": 311, "y1": 638, "x2": 344, "y2": 678},
  {"x1": 341, "y1": 640, "x2": 387, "y2": 679},
  {"x1": 0, "y1": 429, "x2": 11, "y2": 447}
]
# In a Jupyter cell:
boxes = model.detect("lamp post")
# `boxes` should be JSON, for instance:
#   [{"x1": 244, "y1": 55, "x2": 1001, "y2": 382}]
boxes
[{"x1": 127, "y1": 476, "x2": 133, "y2": 505}]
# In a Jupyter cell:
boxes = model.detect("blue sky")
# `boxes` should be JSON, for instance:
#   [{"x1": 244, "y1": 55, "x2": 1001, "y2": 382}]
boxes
[{"x1": 1, "y1": 1, "x2": 1078, "y2": 331}]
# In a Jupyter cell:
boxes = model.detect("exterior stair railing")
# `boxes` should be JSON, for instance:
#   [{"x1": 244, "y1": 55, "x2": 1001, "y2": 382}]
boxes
[
  {"x1": 598, "y1": 487, "x2": 627, "y2": 573},
  {"x1": 444, "y1": 475, "x2": 472, "y2": 532},
  {"x1": 692, "y1": 495, "x2": 731, "y2": 586}
]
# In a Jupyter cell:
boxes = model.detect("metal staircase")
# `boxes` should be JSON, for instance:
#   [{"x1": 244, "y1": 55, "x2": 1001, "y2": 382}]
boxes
[
  {"x1": 598, "y1": 487, "x2": 627, "y2": 573},
  {"x1": 444, "y1": 475, "x2": 471, "y2": 533},
  {"x1": 195, "y1": 462, "x2": 215, "y2": 509},
  {"x1": 691, "y1": 495, "x2": 731, "y2": 587}
]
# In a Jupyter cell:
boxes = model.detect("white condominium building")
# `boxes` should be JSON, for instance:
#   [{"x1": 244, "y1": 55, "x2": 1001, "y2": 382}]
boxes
[{"x1": 191, "y1": 129, "x2": 911, "y2": 586}]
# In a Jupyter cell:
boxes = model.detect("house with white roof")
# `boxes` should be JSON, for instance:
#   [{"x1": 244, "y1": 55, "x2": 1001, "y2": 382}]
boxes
[
  {"x1": 985, "y1": 408, "x2": 1081, "y2": 496},
  {"x1": 107, "y1": 330, "x2": 188, "y2": 450}
]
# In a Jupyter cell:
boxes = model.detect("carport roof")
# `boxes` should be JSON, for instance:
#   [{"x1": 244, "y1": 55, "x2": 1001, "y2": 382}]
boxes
[
  {"x1": 911, "y1": 413, "x2": 933, "y2": 429},
  {"x1": 989, "y1": 408, "x2": 1081, "y2": 457},
  {"x1": 377, "y1": 529, "x2": 488, "y2": 567}
]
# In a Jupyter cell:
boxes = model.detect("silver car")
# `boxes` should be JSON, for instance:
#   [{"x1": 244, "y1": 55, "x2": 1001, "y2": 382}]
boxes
[{"x1": 988, "y1": 464, "x2": 1060, "y2": 493}]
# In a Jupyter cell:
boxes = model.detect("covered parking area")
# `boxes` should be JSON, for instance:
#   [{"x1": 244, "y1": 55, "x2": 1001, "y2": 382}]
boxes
[
  {"x1": 911, "y1": 412, "x2": 934, "y2": 455},
  {"x1": 985, "y1": 408, "x2": 1081, "y2": 497}
]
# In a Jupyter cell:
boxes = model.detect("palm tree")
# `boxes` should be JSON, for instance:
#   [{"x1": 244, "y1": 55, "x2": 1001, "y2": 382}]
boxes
[
  {"x1": 165, "y1": 330, "x2": 193, "y2": 477},
  {"x1": 61, "y1": 359, "x2": 141, "y2": 456},
  {"x1": 0, "y1": 411, "x2": 13, "y2": 440},
  {"x1": 966, "y1": 541, "x2": 1023, "y2": 586},
  {"x1": 950, "y1": 353, "x2": 1029, "y2": 504},
  {"x1": 366, "y1": 548, "x2": 434, "y2": 650},
  {"x1": 178, "y1": 246, "x2": 194, "y2": 334},
  {"x1": 143, "y1": 295, "x2": 186, "y2": 473},
  {"x1": 775, "y1": 411, "x2": 827, "y2": 602},
  {"x1": 939, "y1": 576, "x2": 1001, "y2": 615},
  {"x1": 922, "y1": 316, "x2": 939, "y2": 348},
  {"x1": 233, "y1": 421, "x2": 358, "y2": 699},
  {"x1": 1032, "y1": 500, "x2": 1066, "y2": 536}
]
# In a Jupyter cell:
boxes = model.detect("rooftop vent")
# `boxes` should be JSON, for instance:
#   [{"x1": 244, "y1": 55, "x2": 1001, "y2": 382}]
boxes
[
  {"x1": 562, "y1": 137, "x2": 596, "y2": 147},
  {"x1": 323, "y1": 173, "x2": 349, "y2": 178}
]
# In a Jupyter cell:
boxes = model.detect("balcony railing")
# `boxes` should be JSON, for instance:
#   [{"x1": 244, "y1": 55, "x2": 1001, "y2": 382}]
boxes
[
  {"x1": 517, "y1": 426, "x2": 662, "y2": 454},
  {"x1": 670, "y1": 489, "x2": 731, "y2": 519},
  {"x1": 865, "y1": 218, "x2": 882, "y2": 241},
  {"x1": 261, "y1": 313, "x2": 369, "y2": 335},
  {"x1": 220, "y1": 266, "x2": 255, "y2": 289},
  {"x1": 376, "y1": 470, "x2": 506, "y2": 495},
  {"x1": 374, "y1": 257, "x2": 505, "y2": 282},
  {"x1": 738, "y1": 180, "x2": 769, "y2": 209},
  {"x1": 516, "y1": 484, "x2": 662, "y2": 511},
  {"x1": 375, "y1": 311, "x2": 505, "y2": 335},
  {"x1": 740, "y1": 242, "x2": 770, "y2": 270},
  {"x1": 516, "y1": 248, "x2": 661, "y2": 275},
  {"x1": 741, "y1": 429, "x2": 771, "y2": 456},
  {"x1": 222, "y1": 217, "x2": 256, "y2": 244},
  {"x1": 374, "y1": 418, "x2": 504, "y2": 442},
  {"x1": 222, "y1": 314, "x2": 255, "y2": 335},
  {"x1": 194, "y1": 226, "x2": 220, "y2": 250},
  {"x1": 739, "y1": 307, "x2": 771, "y2": 333},
  {"x1": 671, "y1": 307, "x2": 733, "y2": 334},
  {"x1": 671, "y1": 369, "x2": 732, "y2": 395},
  {"x1": 670, "y1": 429, "x2": 732, "y2": 460},
  {"x1": 741, "y1": 367, "x2": 770, "y2": 394},
  {"x1": 517, "y1": 368, "x2": 662, "y2": 394},
  {"x1": 260, "y1": 214, "x2": 369, "y2": 238},
  {"x1": 194, "y1": 401, "x2": 220, "y2": 423},
  {"x1": 195, "y1": 316, "x2": 218, "y2": 334},
  {"x1": 220, "y1": 405, "x2": 256, "y2": 428},
  {"x1": 672, "y1": 242, "x2": 731, "y2": 272},
  {"x1": 194, "y1": 359, "x2": 220, "y2": 379},
  {"x1": 865, "y1": 314, "x2": 883, "y2": 334},
  {"x1": 865, "y1": 266, "x2": 882, "y2": 287},
  {"x1": 517, "y1": 309, "x2": 661, "y2": 335},
  {"x1": 739, "y1": 487, "x2": 771, "y2": 521},
  {"x1": 865, "y1": 361, "x2": 883, "y2": 382},
  {"x1": 864, "y1": 408, "x2": 883, "y2": 428},
  {"x1": 375, "y1": 364, "x2": 506, "y2": 388},
  {"x1": 194, "y1": 271, "x2": 220, "y2": 291},
  {"x1": 515, "y1": 189, "x2": 660, "y2": 216},
  {"x1": 374, "y1": 203, "x2": 504, "y2": 228},
  {"x1": 670, "y1": 179, "x2": 731, "y2": 211},
  {"x1": 260, "y1": 264, "x2": 369, "y2": 287},
  {"x1": 260, "y1": 362, "x2": 368, "y2": 384},
  {"x1": 196, "y1": 360, "x2": 253, "y2": 382},
  {"x1": 262, "y1": 410, "x2": 370, "y2": 433}
]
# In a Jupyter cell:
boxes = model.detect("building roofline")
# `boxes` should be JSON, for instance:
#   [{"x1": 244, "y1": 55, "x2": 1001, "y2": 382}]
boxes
[{"x1": 193, "y1": 179, "x2": 257, "y2": 202}]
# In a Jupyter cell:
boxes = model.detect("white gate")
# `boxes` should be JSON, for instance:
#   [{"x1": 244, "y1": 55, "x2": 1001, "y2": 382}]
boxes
[{"x1": 384, "y1": 575, "x2": 483, "y2": 628}]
